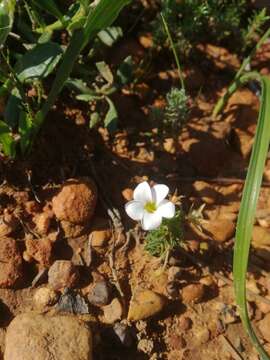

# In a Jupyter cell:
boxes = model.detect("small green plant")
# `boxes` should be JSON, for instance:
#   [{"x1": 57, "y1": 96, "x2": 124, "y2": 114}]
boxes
[
  {"x1": 163, "y1": 87, "x2": 189, "y2": 133},
  {"x1": 153, "y1": 0, "x2": 268, "y2": 55},
  {"x1": 159, "y1": 13, "x2": 189, "y2": 136},
  {"x1": 0, "y1": 0, "x2": 131, "y2": 157},
  {"x1": 145, "y1": 209, "x2": 184, "y2": 259},
  {"x1": 70, "y1": 56, "x2": 134, "y2": 131}
]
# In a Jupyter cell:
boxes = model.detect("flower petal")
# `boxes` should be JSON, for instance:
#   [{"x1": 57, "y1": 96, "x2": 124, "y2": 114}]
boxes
[
  {"x1": 125, "y1": 201, "x2": 144, "y2": 221},
  {"x1": 142, "y1": 211, "x2": 162, "y2": 231},
  {"x1": 156, "y1": 200, "x2": 175, "y2": 219},
  {"x1": 152, "y1": 184, "x2": 169, "y2": 205},
  {"x1": 133, "y1": 181, "x2": 152, "y2": 204}
]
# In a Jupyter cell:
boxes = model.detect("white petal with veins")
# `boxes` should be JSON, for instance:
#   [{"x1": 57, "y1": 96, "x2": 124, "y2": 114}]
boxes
[
  {"x1": 125, "y1": 201, "x2": 144, "y2": 221},
  {"x1": 142, "y1": 211, "x2": 162, "y2": 230},
  {"x1": 152, "y1": 184, "x2": 169, "y2": 205},
  {"x1": 156, "y1": 200, "x2": 175, "y2": 218},
  {"x1": 133, "y1": 181, "x2": 153, "y2": 204}
]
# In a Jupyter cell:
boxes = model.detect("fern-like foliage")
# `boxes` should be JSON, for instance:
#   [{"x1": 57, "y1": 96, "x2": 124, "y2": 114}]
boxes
[
  {"x1": 145, "y1": 209, "x2": 185, "y2": 258},
  {"x1": 243, "y1": 8, "x2": 270, "y2": 50},
  {"x1": 163, "y1": 87, "x2": 189, "y2": 133}
]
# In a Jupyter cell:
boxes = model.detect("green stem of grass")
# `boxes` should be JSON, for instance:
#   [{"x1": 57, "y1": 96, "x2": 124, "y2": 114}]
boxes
[
  {"x1": 160, "y1": 12, "x2": 185, "y2": 91},
  {"x1": 233, "y1": 74, "x2": 270, "y2": 360},
  {"x1": 213, "y1": 27, "x2": 270, "y2": 117}
]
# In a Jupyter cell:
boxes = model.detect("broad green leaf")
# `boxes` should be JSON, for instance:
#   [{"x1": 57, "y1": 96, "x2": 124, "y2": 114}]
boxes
[
  {"x1": 4, "y1": 88, "x2": 21, "y2": 129},
  {"x1": 96, "y1": 61, "x2": 114, "y2": 84},
  {"x1": 104, "y1": 97, "x2": 118, "y2": 131},
  {"x1": 18, "y1": 111, "x2": 33, "y2": 155},
  {"x1": 0, "y1": 0, "x2": 16, "y2": 46},
  {"x1": 98, "y1": 26, "x2": 123, "y2": 47},
  {"x1": 15, "y1": 42, "x2": 63, "y2": 83},
  {"x1": 0, "y1": 120, "x2": 15, "y2": 157},
  {"x1": 233, "y1": 75, "x2": 270, "y2": 359}
]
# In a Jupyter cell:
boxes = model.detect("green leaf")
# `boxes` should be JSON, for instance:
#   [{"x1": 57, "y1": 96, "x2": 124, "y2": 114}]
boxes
[
  {"x1": 15, "y1": 42, "x2": 63, "y2": 83},
  {"x1": 18, "y1": 111, "x2": 33, "y2": 155},
  {"x1": 65, "y1": 78, "x2": 92, "y2": 94},
  {"x1": 233, "y1": 75, "x2": 270, "y2": 360},
  {"x1": 104, "y1": 97, "x2": 118, "y2": 131},
  {"x1": 0, "y1": 0, "x2": 16, "y2": 46},
  {"x1": 76, "y1": 94, "x2": 101, "y2": 101},
  {"x1": 4, "y1": 88, "x2": 21, "y2": 129},
  {"x1": 117, "y1": 56, "x2": 133, "y2": 84},
  {"x1": 98, "y1": 26, "x2": 123, "y2": 47},
  {"x1": 96, "y1": 61, "x2": 114, "y2": 84},
  {"x1": 0, "y1": 120, "x2": 15, "y2": 157},
  {"x1": 30, "y1": 0, "x2": 64, "y2": 21},
  {"x1": 89, "y1": 111, "x2": 100, "y2": 128},
  {"x1": 36, "y1": 0, "x2": 130, "y2": 131},
  {"x1": 82, "y1": 0, "x2": 131, "y2": 48}
]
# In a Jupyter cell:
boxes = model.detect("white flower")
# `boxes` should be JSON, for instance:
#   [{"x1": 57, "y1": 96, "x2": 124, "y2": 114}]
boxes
[{"x1": 125, "y1": 181, "x2": 175, "y2": 231}]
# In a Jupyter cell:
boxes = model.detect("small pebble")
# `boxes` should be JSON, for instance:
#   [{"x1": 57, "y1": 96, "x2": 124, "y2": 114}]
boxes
[
  {"x1": 88, "y1": 280, "x2": 111, "y2": 306},
  {"x1": 181, "y1": 283, "x2": 205, "y2": 304},
  {"x1": 103, "y1": 298, "x2": 123, "y2": 324},
  {"x1": 168, "y1": 334, "x2": 186, "y2": 350},
  {"x1": 179, "y1": 316, "x2": 192, "y2": 331},
  {"x1": 137, "y1": 339, "x2": 154, "y2": 354},
  {"x1": 33, "y1": 287, "x2": 59, "y2": 308},
  {"x1": 48, "y1": 260, "x2": 79, "y2": 290},
  {"x1": 128, "y1": 289, "x2": 166, "y2": 322}
]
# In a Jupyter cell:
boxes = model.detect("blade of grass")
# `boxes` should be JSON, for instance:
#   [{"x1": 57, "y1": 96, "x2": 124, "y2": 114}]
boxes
[
  {"x1": 213, "y1": 27, "x2": 270, "y2": 117},
  {"x1": 233, "y1": 75, "x2": 270, "y2": 360},
  {"x1": 160, "y1": 12, "x2": 185, "y2": 90}
]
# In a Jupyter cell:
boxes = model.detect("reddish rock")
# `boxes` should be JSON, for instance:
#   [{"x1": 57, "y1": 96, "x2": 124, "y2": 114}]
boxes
[
  {"x1": 33, "y1": 212, "x2": 52, "y2": 236},
  {"x1": 0, "y1": 237, "x2": 23, "y2": 288},
  {"x1": 201, "y1": 219, "x2": 235, "y2": 243},
  {"x1": 24, "y1": 238, "x2": 54, "y2": 268},
  {"x1": 52, "y1": 178, "x2": 97, "y2": 224},
  {"x1": 0, "y1": 212, "x2": 18, "y2": 237},
  {"x1": 61, "y1": 220, "x2": 88, "y2": 238},
  {"x1": 181, "y1": 283, "x2": 205, "y2": 304}
]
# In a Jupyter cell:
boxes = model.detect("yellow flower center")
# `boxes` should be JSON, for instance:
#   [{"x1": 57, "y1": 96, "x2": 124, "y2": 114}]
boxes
[{"x1": 144, "y1": 201, "x2": 157, "y2": 213}]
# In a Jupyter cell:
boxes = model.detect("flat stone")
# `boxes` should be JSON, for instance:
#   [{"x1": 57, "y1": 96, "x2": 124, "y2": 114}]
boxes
[
  {"x1": 5, "y1": 312, "x2": 92, "y2": 360},
  {"x1": 103, "y1": 298, "x2": 123, "y2": 324},
  {"x1": 127, "y1": 289, "x2": 165, "y2": 321}
]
